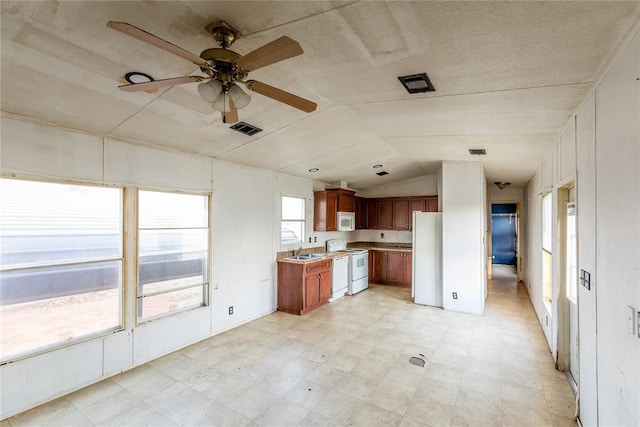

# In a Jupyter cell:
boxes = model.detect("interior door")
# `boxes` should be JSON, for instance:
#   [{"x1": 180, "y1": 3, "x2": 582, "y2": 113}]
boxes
[
  {"x1": 566, "y1": 200, "x2": 578, "y2": 384},
  {"x1": 491, "y1": 213, "x2": 517, "y2": 265}
]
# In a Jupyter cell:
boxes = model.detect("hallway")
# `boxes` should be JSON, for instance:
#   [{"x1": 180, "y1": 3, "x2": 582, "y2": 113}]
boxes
[{"x1": 6, "y1": 275, "x2": 577, "y2": 426}]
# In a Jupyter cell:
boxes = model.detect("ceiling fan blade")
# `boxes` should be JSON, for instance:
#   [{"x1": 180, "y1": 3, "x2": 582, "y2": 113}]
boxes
[
  {"x1": 235, "y1": 36, "x2": 303, "y2": 72},
  {"x1": 245, "y1": 80, "x2": 317, "y2": 113},
  {"x1": 221, "y1": 97, "x2": 239, "y2": 124},
  {"x1": 107, "y1": 21, "x2": 208, "y2": 67},
  {"x1": 118, "y1": 76, "x2": 205, "y2": 92}
]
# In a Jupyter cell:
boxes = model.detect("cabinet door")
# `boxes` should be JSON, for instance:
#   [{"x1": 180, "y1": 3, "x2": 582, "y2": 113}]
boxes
[
  {"x1": 355, "y1": 197, "x2": 367, "y2": 229},
  {"x1": 371, "y1": 250, "x2": 387, "y2": 282},
  {"x1": 367, "y1": 199, "x2": 378, "y2": 229},
  {"x1": 338, "y1": 193, "x2": 355, "y2": 213},
  {"x1": 319, "y1": 271, "x2": 332, "y2": 303},
  {"x1": 410, "y1": 200, "x2": 426, "y2": 213},
  {"x1": 392, "y1": 200, "x2": 410, "y2": 230},
  {"x1": 404, "y1": 252, "x2": 413, "y2": 286},
  {"x1": 387, "y1": 252, "x2": 405, "y2": 282},
  {"x1": 326, "y1": 192, "x2": 338, "y2": 231},
  {"x1": 377, "y1": 201, "x2": 393, "y2": 229},
  {"x1": 426, "y1": 197, "x2": 438, "y2": 212},
  {"x1": 304, "y1": 274, "x2": 320, "y2": 310}
]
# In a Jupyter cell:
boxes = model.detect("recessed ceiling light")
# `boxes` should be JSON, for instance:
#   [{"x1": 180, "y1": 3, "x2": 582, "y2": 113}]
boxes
[
  {"x1": 308, "y1": 168, "x2": 319, "y2": 173},
  {"x1": 398, "y1": 73, "x2": 435, "y2": 94},
  {"x1": 372, "y1": 164, "x2": 383, "y2": 169},
  {"x1": 124, "y1": 72, "x2": 154, "y2": 84}
]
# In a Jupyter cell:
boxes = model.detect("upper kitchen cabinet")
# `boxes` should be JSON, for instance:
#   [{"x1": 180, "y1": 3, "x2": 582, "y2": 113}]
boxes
[
  {"x1": 355, "y1": 196, "x2": 367, "y2": 229},
  {"x1": 365, "y1": 196, "x2": 438, "y2": 230},
  {"x1": 314, "y1": 189, "x2": 356, "y2": 231}
]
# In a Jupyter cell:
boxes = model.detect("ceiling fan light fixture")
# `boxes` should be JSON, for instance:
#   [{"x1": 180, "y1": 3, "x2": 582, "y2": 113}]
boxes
[
  {"x1": 211, "y1": 91, "x2": 231, "y2": 112},
  {"x1": 198, "y1": 79, "x2": 223, "y2": 103},
  {"x1": 229, "y1": 84, "x2": 251, "y2": 109}
]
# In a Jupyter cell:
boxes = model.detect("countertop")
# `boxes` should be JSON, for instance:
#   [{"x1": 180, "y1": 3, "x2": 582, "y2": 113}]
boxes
[{"x1": 278, "y1": 242, "x2": 412, "y2": 264}]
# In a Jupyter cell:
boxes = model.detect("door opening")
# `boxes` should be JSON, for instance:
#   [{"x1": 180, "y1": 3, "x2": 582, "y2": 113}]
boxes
[{"x1": 491, "y1": 203, "x2": 518, "y2": 266}]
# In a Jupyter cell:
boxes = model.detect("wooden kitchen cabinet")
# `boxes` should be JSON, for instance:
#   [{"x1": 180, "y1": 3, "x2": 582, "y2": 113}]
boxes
[
  {"x1": 368, "y1": 250, "x2": 412, "y2": 288},
  {"x1": 392, "y1": 200, "x2": 410, "y2": 230},
  {"x1": 377, "y1": 200, "x2": 393, "y2": 229},
  {"x1": 355, "y1": 196, "x2": 367, "y2": 229},
  {"x1": 361, "y1": 196, "x2": 438, "y2": 231},
  {"x1": 314, "y1": 189, "x2": 356, "y2": 231},
  {"x1": 277, "y1": 259, "x2": 332, "y2": 315}
]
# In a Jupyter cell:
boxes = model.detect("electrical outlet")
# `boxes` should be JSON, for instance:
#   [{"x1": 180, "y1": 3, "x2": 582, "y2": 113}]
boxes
[
  {"x1": 308, "y1": 237, "x2": 312, "y2": 243},
  {"x1": 380, "y1": 233, "x2": 384, "y2": 239},
  {"x1": 452, "y1": 292, "x2": 458, "y2": 299},
  {"x1": 314, "y1": 236, "x2": 317, "y2": 243},
  {"x1": 228, "y1": 306, "x2": 233, "y2": 315}
]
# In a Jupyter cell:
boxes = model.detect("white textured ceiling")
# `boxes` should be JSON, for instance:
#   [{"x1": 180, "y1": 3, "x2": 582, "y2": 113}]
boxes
[{"x1": 2, "y1": 1, "x2": 639, "y2": 189}]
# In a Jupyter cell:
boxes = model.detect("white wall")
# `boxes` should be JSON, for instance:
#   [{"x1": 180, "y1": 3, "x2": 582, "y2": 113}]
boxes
[
  {"x1": 522, "y1": 28, "x2": 640, "y2": 427},
  {"x1": 354, "y1": 174, "x2": 438, "y2": 198},
  {"x1": 592, "y1": 29, "x2": 639, "y2": 426},
  {"x1": 441, "y1": 162, "x2": 487, "y2": 315},
  {"x1": 0, "y1": 115, "x2": 351, "y2": 418}
]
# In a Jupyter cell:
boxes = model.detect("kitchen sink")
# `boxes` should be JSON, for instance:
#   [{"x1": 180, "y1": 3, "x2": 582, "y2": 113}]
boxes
[{"x1": 286, "y1": 254, "x2": 325, "y2": 261}]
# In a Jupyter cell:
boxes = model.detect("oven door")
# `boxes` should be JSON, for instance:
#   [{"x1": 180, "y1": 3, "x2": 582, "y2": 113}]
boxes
[{"x1": 350, "y1": 252, "x2": 368, "y2": 281}]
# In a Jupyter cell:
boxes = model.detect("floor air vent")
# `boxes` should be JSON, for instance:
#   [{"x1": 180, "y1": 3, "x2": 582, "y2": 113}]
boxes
[
  {"x1": 469, "y1": 148, "x2": 486, "y2": 155},
  {"x1": 230, "y1": 122, "x2": 262, "y2": 136}
]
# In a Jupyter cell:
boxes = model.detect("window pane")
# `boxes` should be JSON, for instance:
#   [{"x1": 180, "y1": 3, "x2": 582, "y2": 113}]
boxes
[
  {"x1": 139, "y1": 229, "x2": 207, "y2": 296},
  {"x1": 542, "y1": 193, "x2": 552, "y2": 252},
  {"x1": 0, "y1": 179, "x2": 123, "y2": 361},
  {"x1": 543, "y1": 250, "x2": 552, "y2": 303},
  {"x1": 282, "y1": 221, "x2": 304, "y2": 245},
  {"x1": 138, "y1": 191, "x2": 208, "y2": 321},
  {"x1": 139, "y1": 191, "x2": 207, "y2": 228},
  {"x1": 138, "y1": 286, "x2": 203, "y2": 320},
  {"x1": 282, "y1": 196, "x2": 305, "y2": 220},
  {"x1": 1, "y1": 180, "x2": 122, "y2": 269}
]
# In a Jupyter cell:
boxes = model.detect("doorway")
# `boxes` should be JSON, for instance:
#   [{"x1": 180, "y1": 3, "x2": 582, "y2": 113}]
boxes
[{"x1": 491, "y1": 203, "x2": 518, "y2": 266}]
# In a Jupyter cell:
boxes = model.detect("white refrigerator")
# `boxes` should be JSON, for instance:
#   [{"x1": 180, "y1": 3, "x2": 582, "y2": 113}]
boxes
[{"x1": 412, "y1": 211, "x2": 443, "y2": 307}]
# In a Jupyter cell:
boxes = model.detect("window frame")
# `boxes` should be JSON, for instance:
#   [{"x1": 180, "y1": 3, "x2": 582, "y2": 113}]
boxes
[
  {"x1": 0, "y1": 176, "x2": 125, "y2": 363},
  {"x1": 541, "y1": 192, "x2": 553, "y2": 305},
  {"x1": 135, "y1": 188, "x2": 211, "y2": 323},
  {"x1": 281, "y1": 195, "x2": 306, "y2": 248}
]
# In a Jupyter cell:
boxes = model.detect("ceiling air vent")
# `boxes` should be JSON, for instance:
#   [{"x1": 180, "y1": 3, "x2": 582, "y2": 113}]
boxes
[
  {"x1": 469, "y1": 148, "x2": 487, "y2": 155},
  {"x1": 398, "y1": 73, "x2": 435, "y2": 94},
  {"x1": 376, "y1": 171, "x2": 389, "y2": 176},
  {"x1": 230, "y1": 121, "x2": 262, "y2": 136}
]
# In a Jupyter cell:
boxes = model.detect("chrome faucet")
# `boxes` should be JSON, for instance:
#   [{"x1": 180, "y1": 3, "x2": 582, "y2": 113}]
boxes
[{"x1": 294, "y1": 246, "x2": 302, "y2": 257}]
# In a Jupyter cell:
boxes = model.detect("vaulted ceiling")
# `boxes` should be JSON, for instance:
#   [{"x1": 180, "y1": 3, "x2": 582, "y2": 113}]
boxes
[{"x1": 2, "y1": 1, "x2": 639, "y2": 189}]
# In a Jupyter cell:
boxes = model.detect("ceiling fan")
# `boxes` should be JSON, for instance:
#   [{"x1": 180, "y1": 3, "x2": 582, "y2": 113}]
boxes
[{"x1": 107, "y1": 21, "x2": 317, "y2": 124}]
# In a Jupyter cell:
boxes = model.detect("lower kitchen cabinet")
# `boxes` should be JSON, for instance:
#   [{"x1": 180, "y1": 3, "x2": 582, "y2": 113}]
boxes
[
  {"x1": 369, "y1": 249, "x2": 412, "y2": 288},
  {"x1": 277, "y1": 259, "x2": 332, "y2": 315}
]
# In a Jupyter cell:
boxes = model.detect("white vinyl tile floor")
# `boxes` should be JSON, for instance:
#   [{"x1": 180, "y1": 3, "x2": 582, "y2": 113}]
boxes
[{"x1": 5, "y1": 266, "x2": 577, "y2": 426}]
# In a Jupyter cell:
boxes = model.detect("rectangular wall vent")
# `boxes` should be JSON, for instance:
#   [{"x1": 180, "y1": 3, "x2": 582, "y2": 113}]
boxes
[
  {"x1": 398, "y1": 73, "x2": 435, "y2": 94},
  {"x1": 376, "y1": 171, "x2": 389, "y2": 176},
  {"x1": 230, "y1": 122, "x2": 262, "y2": 136},
  {"x1": 469, "y1": 148, "x2": 486, "y2": 155}
]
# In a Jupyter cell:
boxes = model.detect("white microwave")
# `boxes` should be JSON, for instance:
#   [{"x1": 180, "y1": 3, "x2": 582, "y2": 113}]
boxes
[{"x1": 337, "y1": 212, "x2": 355, "y2": 231}]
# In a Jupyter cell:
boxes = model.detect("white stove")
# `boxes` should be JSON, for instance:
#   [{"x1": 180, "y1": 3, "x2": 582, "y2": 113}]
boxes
[{"x1": 327, "y1": 239, "x2": 369, "y2": 295}]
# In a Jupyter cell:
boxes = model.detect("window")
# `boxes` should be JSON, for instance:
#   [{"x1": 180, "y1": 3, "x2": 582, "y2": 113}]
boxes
[
  {"x1": 137, "y1": 191, "x2": 209, "y2": 321},
  {"x1": 0, "y1": 178, "x2": 123, "y2": 361},
  {"x1": 542, "y1": 193, "x2": 552, "y2": 303},
  {"x1": 281, "y1": 196, "x2": 305, "y2": 246}
]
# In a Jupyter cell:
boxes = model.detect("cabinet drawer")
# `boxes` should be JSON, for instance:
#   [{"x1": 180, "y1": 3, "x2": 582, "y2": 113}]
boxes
[{"x1": 304, "y1": 259, "x2": 331, "y2": 274}]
